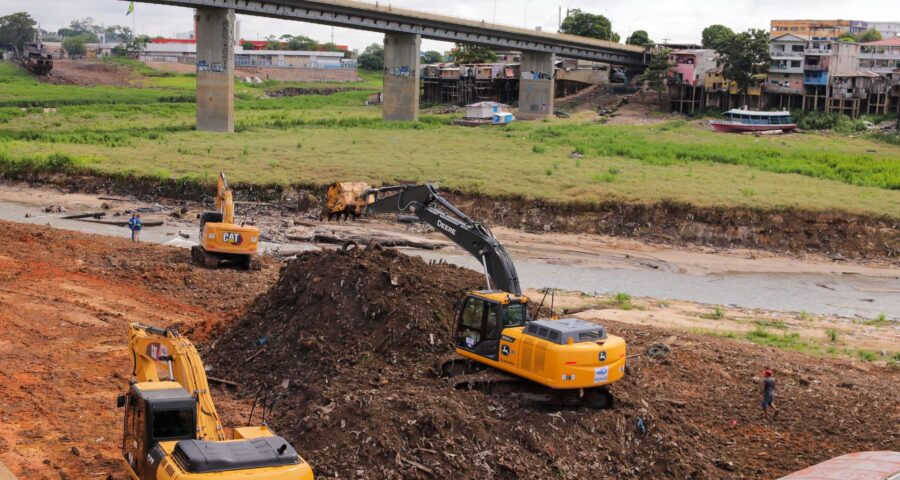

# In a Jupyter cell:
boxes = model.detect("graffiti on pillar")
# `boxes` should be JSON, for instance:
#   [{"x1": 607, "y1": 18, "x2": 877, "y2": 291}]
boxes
[
  {"x1": 210, "y1": 63, "x2": 225, "y2": 73},
  {"x1": 197, "y1": 60, "x2": 209, "y2": 72},
  {"x1": 385, "y1": 66, "x2": 413, "y2": 78},
  {"x1": 521, "y1": 70, "x2": 553, "y2": 81}
]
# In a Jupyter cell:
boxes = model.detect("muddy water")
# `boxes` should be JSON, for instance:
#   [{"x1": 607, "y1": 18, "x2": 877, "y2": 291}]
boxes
[
  {"x1": 1, "y1": 200, "x2": 896, "y2": 321},
  {"x1": 409, "y1": 250, "x2": 900, "y2": 321}
]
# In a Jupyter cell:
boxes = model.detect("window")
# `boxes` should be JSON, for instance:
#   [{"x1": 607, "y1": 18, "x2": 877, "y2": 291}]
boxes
[
  {"x1": 578, "y1": 331, "x2": 604, "y2": 342},
  {"x1": 485, "y1": 304, "x2": 498, "y2": 336},
  {"x1": 460, "y1": 298, "x2": 484, "y2": 330},
  {"x1": 503, "y1": 303, "x2": 527, "y2": 327},
  {"x1": 791, "y1": 60, "x2": 801, "y2": 68},
  {"x1": 152, "y1": 409, "x2": 194, "y2": 440}
]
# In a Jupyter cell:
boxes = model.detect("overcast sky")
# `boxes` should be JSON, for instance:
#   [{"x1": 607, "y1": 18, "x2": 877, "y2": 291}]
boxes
[{"x1": 4, "y1": 0, "x2": 897, "y2": 51}]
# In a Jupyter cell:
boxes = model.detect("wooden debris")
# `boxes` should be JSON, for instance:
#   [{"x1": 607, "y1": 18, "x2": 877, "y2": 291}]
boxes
[
  {"x1": 207, "y1": 376, "x2": 240, "y2": 388},
  {"x1": 61, "y1": 212, "x2": 106, "y2": 220}
]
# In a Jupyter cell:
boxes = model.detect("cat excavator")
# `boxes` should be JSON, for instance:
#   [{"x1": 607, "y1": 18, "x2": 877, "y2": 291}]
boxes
[
  {"x1": 362, "y1": 184, "x2": 627, "y2": 408},
  {"x1": 118, "y1": 323, "x2": 314, "y2": 480},
  {"x1": 192, "y1": 172, "x2": 259, "y2": 269}
]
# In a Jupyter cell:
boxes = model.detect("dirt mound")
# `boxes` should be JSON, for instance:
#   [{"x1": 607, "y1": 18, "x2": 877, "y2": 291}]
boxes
[
  {"x1": 207, "y1": 248, "x2": 480, "y2": 386},
  {"x1": 207, "y1": 249, "x2": 899, "y2": 480},
  {"x1": 41, "y1": 60, "x2": 136, "y2": 87}
]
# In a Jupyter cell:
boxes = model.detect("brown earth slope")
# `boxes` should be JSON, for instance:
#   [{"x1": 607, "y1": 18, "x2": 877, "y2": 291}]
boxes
[
  {"x1": 0, "y1": 220, "x2": 277, "y2": 479},
  {"x1": 207, "y1": 249, "x2": 900, "y2": 480}
]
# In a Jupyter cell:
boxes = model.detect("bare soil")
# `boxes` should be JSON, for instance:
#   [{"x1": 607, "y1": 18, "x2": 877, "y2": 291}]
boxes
[
  {"x1": 0, "y1": 220, "x2": 277, "y2": 479},
  {"x1": 206, "y1": 248, "x2": 900, "y2": 480},
  {"x1": 40, "y1": 60, "x2": 138, "y2": 87}
]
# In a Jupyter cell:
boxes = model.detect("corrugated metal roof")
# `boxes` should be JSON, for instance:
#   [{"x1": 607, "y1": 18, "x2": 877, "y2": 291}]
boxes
[{"x1": 778, "y1": 451, "x2": 900, "y2": 480}]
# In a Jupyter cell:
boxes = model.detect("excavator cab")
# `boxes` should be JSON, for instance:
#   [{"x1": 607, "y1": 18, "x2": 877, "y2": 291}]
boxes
[
  {"x1": 456, "y1": 291, "x2": 528, "y2": 360},
  {"x1": 120, "y1": 381, "x2": 196, "y2": 479}
]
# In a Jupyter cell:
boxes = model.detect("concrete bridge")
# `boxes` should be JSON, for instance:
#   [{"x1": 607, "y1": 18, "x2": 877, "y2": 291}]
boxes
[{"x1": 128, "y1": 0, "x2": 648, "y2": 131}]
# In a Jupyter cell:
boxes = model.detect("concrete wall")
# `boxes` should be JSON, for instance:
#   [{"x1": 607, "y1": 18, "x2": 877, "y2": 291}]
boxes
[
  {"x1": 195, "y1": 8, "x2": 235, "y2": 133},
  {"x1": 382, "y1": 33, "x2": 421, "y2": 121},
  {"x1": 518, "y1": 51, "x2": 555, "y2": 119}
]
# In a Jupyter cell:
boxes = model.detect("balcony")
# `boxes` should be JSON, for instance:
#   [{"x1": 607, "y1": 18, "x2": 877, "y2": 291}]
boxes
[
  {"x1": 769, "y1": 49, "x2": 805, "y2": 58},
  {"x1": 804, "y1": 47, "x2": 832, "y2": 55},
  {"x1": 804, "y1": 75, "x2": 828, "y2": 86},
  {"x1": 770, "y1": 65, "x2": 804, "y2": 74},
  {"x1": 803, "y1": 63, "x2": 828, "y2": 71},
  {"x1": 764, "y1": 84, "x2": 803, "y2": 94}
]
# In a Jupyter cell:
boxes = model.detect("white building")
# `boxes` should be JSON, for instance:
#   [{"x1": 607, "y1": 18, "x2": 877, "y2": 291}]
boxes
[
  {"x1": 865, "y1": 21, "x2": 900, "y2": 39},
  {"x1": 139, "y1": 42, "x2": 351, "y2": 69},
  {"x1": 859, "y1": 37, "x2": 900, "y2": 75}
]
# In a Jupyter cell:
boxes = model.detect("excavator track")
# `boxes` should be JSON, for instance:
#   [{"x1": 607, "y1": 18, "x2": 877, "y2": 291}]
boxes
[{"x1": 436, "y1": 355, "x2": 613, "y2": 410}]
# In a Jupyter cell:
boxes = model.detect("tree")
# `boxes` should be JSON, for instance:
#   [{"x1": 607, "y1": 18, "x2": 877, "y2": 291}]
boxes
[
  {"x1": 639, "y1": 48, "x2": 672, "y2": 99},
  {"x1": 241, "y1": 41, "x2": 256, "y2": 51},
  {"x1": 58, "y1": 17, "x2": 101, "y2": 42},
  {"x1": 701, "y1": 24, "x2": 735, "y2": 49},
  {"x1": 62, "y1": 35, "x2": 90, "y2": 57},
  {"x1": 838, "y1": 31, "x2": 857, "y2": 43},
  {"x1": 626, "y1": 30, "x2": 652, "y2": 46},
  {"x1": 357, "y1": 43, "x2": 384, "y2": 70},
  {"x1": 0, "y1": 12, "x2": 37, "y2": 53},
  {"x1": 857, "y1": 28, "x2": 883, "y2": 43},
  {"x1": 281, "y1": 34, "x2": 317, "y2": 51},
  {"x1": 421, "y1": 50, "x2": 443, "y2": 64},
  {"x1": 560, "y1": 9, "x2": 618, "y2": 42},
  {"x1": 103, "y1": 25, "x2": 133, "y2": 43},
  {"x1": 452, "y1": 43, "x2": 497, "y2": 64},
  {"x1": 715, "y1": 28, "x2": 770, "y2": 95}
]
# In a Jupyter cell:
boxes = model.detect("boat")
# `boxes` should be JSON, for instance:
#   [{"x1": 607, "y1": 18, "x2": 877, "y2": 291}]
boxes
[{"x1": 709, "y1": 109, "x2": 796, "y2": 133}]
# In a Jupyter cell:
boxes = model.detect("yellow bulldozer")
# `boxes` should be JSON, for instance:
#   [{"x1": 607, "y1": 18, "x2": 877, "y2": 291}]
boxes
[
  {"x1": 192, "y1": 172, "x2": 259, "y2": 269},
  {"x1": 362, "y1": 184, "x2": 627, "y2": 408},
  {"x1": 119, "y1": 323, "x2": 314, "y2": 480},
  {"x1": 321, "y1": 182, "x2": 372, "y2": 221}
]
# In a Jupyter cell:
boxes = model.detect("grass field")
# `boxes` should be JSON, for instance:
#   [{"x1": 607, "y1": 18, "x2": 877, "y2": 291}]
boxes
[{"x1": 1, "y1": 60, "x2": 898, "y2": 217}]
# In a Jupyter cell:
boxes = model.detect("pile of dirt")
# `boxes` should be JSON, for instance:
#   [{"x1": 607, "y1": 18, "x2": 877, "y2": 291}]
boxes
[
  {"x1": 206, "y1": 249, "x2": 899, "y2": 479},
  {"x1": 41, "y1": 60, "x2": 137, "y2": 87}
]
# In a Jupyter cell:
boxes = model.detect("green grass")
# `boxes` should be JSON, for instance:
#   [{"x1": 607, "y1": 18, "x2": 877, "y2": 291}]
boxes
[
  {"x1": 755, "y1": 318, "x2": 788, "y2": 329},
  {"x1": 743, "y1": 327, "x2": 886, "y2": 362},
  {"x1": 700, "y1": 307, "x2": 726, "y2": 320},
  {"x1": 1, "y1": 60, "x2": 899, "y2": 218},
  {"x1": 862, "y1": 313, "x2": 890, "y2": 327}
]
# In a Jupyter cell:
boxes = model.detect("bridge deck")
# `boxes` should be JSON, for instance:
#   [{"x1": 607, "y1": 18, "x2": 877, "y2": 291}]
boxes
[{"x1": 130, "y1": 0, "x2": 647, "y2": 66}]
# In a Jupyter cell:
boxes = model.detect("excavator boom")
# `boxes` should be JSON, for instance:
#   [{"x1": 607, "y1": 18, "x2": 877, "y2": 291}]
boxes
[
  {"x1": 128, "y1": 324, "x2": 224, "y2": 440},
  {"x1": 121, "y1": 324, "x2": 315, "y2": 479},
  {"x1": 364, "y1": 183, "x2": 522, "y2": 295}
]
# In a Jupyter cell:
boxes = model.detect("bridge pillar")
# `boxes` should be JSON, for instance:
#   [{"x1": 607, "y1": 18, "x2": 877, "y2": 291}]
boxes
[
  {"x1": 382, "y1": 33, "x2": 421, "y2": 122},
  {"x1": 518, "y1": 52, "x2": 555, "y2": 120},
  {"x1": 195, "y1": 8, "x2": 235, "y2": 133}
]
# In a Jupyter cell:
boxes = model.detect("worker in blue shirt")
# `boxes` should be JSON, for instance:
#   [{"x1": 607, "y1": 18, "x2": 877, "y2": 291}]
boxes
[{"x1": 128, "y1": 214, "x2": 143, "y2": 242}]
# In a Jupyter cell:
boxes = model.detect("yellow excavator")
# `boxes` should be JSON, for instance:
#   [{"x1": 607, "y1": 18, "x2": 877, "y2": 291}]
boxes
[
  {"x1": 192, "y1": 172, "x2": 259, "y2": 269},
  {"x1": 363, "y1": 184, "x2": 627, "y2": 408},
  {"x1": 119, "y1": 323, "x2": 314, "y2": 479}
]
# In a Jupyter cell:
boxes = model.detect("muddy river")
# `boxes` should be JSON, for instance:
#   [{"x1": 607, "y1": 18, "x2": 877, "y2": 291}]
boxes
[{"x1": 2, "y1": 200, "x2": 897, "y2": 321}]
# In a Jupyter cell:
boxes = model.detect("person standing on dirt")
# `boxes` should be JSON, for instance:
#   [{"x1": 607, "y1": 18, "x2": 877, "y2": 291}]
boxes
[
  {"x1": 128, "y1": 214, "x2": 143, "y2": 242},
  {"x1": 761, "y1": 368, "x2": 777, "y2": 419}
]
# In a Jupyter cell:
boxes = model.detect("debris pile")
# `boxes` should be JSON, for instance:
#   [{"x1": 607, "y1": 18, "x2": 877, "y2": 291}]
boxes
[{"x1": 207, "y1": 249, "x2": 899, "y2": 480}]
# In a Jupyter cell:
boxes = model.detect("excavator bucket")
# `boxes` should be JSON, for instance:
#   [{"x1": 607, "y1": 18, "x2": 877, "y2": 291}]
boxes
[{"x1": 322, "y1": 182, "x2": 372, "y2": 220}]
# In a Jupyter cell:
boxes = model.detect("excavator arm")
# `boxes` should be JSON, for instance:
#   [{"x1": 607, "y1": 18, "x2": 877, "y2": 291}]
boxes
[
  {"x1": 215, "y1": 172, "x2": 235, "y2": 225},
  {"x1": 128, "y1": 324, "x2": 225, "y2": 441},
  {"x1": 363, "y1": 183, "x2": 522, "y2": 295}
]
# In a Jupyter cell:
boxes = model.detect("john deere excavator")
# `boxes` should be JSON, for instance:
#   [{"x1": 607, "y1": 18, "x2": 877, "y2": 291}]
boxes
[
  {"x1": 362, "y1": 184, "x2": 627, "y2": 408},
  {"x1": 192, "y1": 172, "x2": 259, "y2": 269},
  {"x1": 119, "y1": 323, "x2": 314, "y2": 480}
]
